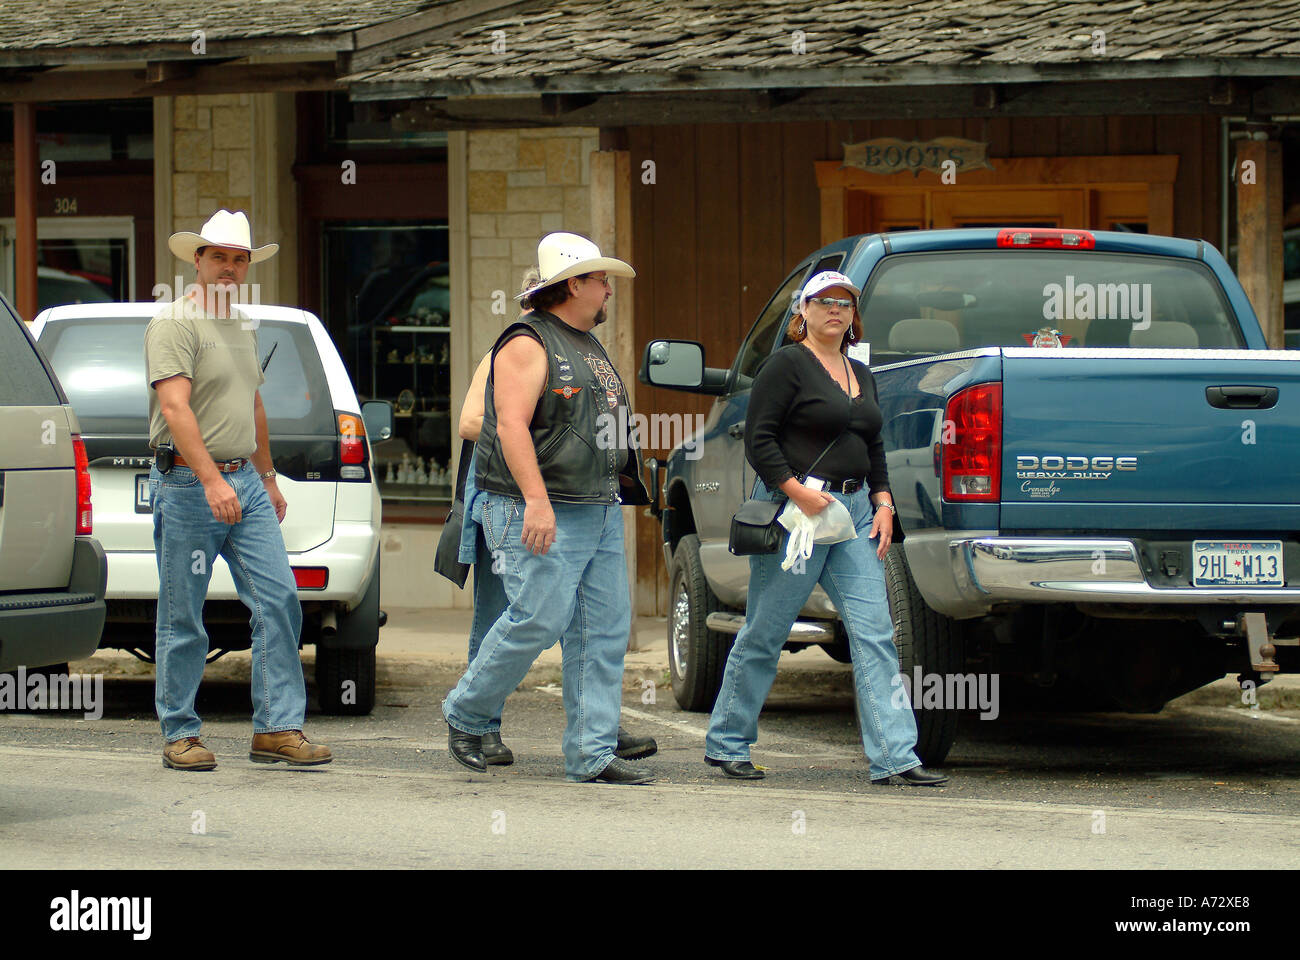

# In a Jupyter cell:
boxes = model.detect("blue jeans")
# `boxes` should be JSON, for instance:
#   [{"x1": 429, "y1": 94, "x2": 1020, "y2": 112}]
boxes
[
  {"x1": 443, "y1": 492, "x2": 629, "y2": 780},
  {"x1": 150, "y1": 462, "x2": 306, "y2": 742},
  {"x1": 705, "y1": 482, "x2": 921, "y2": 779},
  {"x1": 467, "y1": 530, "x2": 510, "y2": 725}
]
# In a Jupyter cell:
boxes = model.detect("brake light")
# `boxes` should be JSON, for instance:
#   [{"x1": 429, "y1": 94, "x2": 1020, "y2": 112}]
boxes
[
  {"x1": 338, "y1": 412, "x2": 367, "y2": 476},
  {"x1": 73, "y1": 434, "x2": 93, "y2": 534},
  {"x1": 996, "y1": 228, "x2": 1095, "y2": 250},
  {"x1": 942, "y1": 384, "x2": 1002, "y2": 502},
  {"x1": 292, "y1": 567, "x2": 329, "y2": 590}
]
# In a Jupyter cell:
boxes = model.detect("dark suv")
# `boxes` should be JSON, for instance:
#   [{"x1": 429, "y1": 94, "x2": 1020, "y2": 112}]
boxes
[{"x1": 0, "y1": 291, "x2": 106, "y2": 672}]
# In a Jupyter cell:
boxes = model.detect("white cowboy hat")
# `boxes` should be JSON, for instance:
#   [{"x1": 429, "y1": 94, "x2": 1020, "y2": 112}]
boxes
[
  {"x1": 515, "y1": 232, "x2": 634, "y2": 301},
  {"x1": 168, "y1": 209, "x2": 279, "y2": 264}
]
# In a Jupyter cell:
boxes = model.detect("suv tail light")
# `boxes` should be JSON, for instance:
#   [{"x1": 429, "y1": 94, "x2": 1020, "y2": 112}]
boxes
[
  {"x1": 337, "y1": 412, "x2": 369, "y2": 480},
  {"x1": 73, "y1": 433, "x2": 93, "y2": 534},
  {"x1": 292, "y1": 566, "x2": 329, "y2": 590},
  {"x1": 996, "y1": 228, "x2": 1095, "y2": 249},
  {"x1": 942, "y1": 384, "x2": 1001, "y2": 502}
]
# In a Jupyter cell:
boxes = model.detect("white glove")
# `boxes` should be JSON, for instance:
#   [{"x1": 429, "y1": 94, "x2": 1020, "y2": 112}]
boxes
[{"x1": 781, "y1": 511, "x2": 817, "y2": 572}]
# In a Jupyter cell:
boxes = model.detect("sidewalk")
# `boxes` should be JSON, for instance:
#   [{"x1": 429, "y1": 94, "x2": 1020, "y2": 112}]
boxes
[{"x1": 377, "y1": 606, "x2": 854, "y2": 674}]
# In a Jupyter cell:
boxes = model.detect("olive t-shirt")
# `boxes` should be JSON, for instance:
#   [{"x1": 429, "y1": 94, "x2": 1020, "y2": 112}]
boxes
[{"x1": 145, "y1": 297, "x2": 265, "y2": 460}]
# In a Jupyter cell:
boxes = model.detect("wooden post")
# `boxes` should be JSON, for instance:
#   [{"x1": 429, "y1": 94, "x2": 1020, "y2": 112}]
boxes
[
  {"x1": 13, "y1": 102, "x2": 38, "y2": 321},
  {"x1": 1235, "y1": 137, "x2": 1284, "y2": 348},
  {"x1": 591, "y1": 148, "x2": 649, "y2": 633}
]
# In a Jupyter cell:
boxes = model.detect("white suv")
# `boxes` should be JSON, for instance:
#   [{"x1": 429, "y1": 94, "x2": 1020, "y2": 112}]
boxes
[{"x1": 29, "y1": 303, "x2": 391, "y2": 714}]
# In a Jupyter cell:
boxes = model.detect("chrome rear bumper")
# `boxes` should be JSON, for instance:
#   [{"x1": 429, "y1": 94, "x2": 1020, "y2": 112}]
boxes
[{"x1": 904, "y1": 533, "x2": 1300, "y2": 618}]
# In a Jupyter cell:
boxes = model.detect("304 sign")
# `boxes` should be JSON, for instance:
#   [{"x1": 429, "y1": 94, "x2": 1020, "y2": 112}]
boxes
[{"x1": 1192, "y1": 540, "x2": 1283, "y2": 587}]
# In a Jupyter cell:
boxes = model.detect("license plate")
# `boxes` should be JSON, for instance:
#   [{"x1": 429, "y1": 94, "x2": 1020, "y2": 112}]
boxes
[
  {"x1": 135, "y1": 474, "x2": 152, "y2": 513},
  {"x1": 1192, "y1": 540, "x2": 1283, "y2": 587}
]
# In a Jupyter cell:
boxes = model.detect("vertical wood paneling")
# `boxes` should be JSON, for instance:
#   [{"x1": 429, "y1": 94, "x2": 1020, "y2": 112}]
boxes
[
  {"x1": 1156, "y1": 114, "x2": 1201, "y2": 237},
  {"x1": 1107, "y1": 116, "x2": 1155, "y2": 154},
  {"x1": 782, "y1": 120, "x2": 828, "y2": 267},
  {"x1": 693, "y1": 123, "x2": 740, "y2": 417},
  {"x1": 1058, "y1": 115, "x2": 1107, "y2": 156},
  {"x1": 738, "y1": 123, "x2": 787, "y2": 334}
]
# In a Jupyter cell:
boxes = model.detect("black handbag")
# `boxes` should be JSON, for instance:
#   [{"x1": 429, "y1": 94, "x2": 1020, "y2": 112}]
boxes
[
  {"x1": 728, "y1": 433, "x2": 846, "y2": 556},
  {"x1": 434, "y1": 438, "x2": 476, "y2": 587}
]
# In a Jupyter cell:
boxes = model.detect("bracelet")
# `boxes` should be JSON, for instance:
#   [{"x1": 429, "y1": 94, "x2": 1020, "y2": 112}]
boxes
[
  {"x1": 874, "y1": 500, "x2": 896, "y2": 515},
  {"x1": 260, "y1": 470, "x2": 277, "y2": 481}
]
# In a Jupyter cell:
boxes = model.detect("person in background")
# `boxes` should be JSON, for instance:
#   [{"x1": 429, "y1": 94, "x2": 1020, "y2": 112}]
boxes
[
  {"x1": 703, "y1": 270, "x2": 947, "y2": 786},
  {"x1": 448, "y1": 266, "x2": 657, "y2": 767}
]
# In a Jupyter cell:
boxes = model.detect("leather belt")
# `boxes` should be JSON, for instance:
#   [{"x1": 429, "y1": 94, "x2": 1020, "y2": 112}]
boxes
[
  {"x1": 174, "y1": 452, "x2": 248, "y2": 473},
  {"x1": 796, "y1": 475, "x2": 866, "y2": 494}
]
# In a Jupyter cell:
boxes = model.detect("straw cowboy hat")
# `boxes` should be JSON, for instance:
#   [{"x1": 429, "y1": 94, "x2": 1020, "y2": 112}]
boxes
[
  {"x1": 168, "y1": 209, "x2": 279, "y2": 264},
  {"x1": 515, "y1": 232, "x2": 634, "y2": 300}
]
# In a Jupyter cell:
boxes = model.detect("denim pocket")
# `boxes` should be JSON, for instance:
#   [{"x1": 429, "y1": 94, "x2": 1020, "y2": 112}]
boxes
[
  {"x1": 160, "y1": 469, "x2": 201, "y2": 488},
  {"x1": 481, "y1": 496, "x2": 519, "y2": 552}
]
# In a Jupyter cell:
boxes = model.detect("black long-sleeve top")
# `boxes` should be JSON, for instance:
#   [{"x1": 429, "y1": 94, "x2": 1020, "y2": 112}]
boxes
[{"x1": 745, "y1": 343, "x2": 892, "y2": 495}]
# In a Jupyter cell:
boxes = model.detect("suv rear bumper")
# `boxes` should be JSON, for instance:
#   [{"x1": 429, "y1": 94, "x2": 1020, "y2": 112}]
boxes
[
  {"x1": 904, "y1": 533, "x2": 1300, "y2": 619},
  {"x1": 101, "y1": 520, "x2": 379, "y2": 608},
  {"x1": 0, "y1": 537, "x2": 107, "y2": 671}
]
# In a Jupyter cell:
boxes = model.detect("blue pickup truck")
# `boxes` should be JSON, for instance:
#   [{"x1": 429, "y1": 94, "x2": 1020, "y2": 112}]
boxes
[{"x1": 640, "y1": 227, "x2": 1299, "y2": 763}]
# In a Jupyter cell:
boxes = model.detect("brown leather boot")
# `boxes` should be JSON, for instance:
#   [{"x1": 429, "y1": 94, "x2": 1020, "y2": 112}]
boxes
[
  {"x1": 249, "y1": 730, "x2": 332, "y2": 766},
  {"x1": 163, "y1": 736, "x2": 216, "y2": 771}
]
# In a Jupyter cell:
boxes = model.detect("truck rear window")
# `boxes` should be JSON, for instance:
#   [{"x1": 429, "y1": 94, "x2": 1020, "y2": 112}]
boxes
[
  {"x1": 862, "y1": 251, "x2": 1245, "y2": 360},
  {"x1": 37, "y1": 317, "x2": 336, "y2": 436}
]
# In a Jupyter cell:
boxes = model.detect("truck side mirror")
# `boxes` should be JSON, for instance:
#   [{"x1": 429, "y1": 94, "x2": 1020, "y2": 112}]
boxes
[{"x1": 640, "y1": 339, "x2": 704, "y2": 388}]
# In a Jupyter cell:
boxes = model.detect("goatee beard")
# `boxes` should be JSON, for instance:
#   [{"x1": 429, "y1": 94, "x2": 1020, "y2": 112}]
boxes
[{"x1": 592, "y1": 306, "x2": 607, "y2": 326}]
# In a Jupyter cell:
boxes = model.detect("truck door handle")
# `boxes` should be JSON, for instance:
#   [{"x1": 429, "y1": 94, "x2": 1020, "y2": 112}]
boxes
[
  {"x1": 1206, "y1": 386, "x2": 1278, "y2": 410},
  {"x1": 727, "y1": 421, "x2": 745, "y2": 438}
]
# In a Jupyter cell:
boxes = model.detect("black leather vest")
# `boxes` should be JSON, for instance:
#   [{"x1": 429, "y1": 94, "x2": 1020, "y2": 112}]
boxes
[{"x1": 475, "y1": 311, "x2": 651, "y2": 506}]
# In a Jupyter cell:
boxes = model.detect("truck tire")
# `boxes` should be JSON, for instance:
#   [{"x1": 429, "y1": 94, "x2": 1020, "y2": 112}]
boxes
[
  {"x1": 668, "y1": 534, "x2": 733, "y2": 712},
  {"x1": 883, "y1": 544, "x2": 964, "y2": 765},
  {"x1": 314, "y1": 567, "x2": 380, "y2": 716}
]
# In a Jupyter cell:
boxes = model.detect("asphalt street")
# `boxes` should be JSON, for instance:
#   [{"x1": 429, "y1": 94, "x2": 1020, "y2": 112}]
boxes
[{"x1": 1, "y1": 613, "x2": 1297, "y2": 869}]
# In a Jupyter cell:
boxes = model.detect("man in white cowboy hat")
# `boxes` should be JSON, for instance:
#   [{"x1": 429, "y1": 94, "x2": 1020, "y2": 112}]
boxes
[
  {"x1": 144, "y1": 209, "x2": 330, "y2": 770},
  {"x1": 442, "y1": 232, "x2": 655, "y2": 783}
]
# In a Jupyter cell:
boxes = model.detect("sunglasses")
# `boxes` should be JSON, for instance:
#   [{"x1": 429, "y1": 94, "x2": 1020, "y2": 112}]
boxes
[{"x1": 807, "y1": 297, "x2": 854, "y2": 309}]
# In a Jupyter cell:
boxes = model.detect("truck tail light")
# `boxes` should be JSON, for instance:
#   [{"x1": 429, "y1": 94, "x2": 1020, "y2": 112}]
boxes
[
  {"x1": 73, "y1": 434, "x2": 93, "y2": 535},
  {"x1": 942, "y1": 383, "x2": 1001, "y2": 502},
  {"x1": 338, "y1": 412, "x2": 368, "y2": 479},
  {"x1": 996, "y1": 228, "x2": 1095, "y2": 250}
]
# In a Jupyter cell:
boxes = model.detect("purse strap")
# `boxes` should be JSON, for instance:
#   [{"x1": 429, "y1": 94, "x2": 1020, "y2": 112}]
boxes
[{"x1": 802, "y1": 430, "x2": 847, "y2": 480}]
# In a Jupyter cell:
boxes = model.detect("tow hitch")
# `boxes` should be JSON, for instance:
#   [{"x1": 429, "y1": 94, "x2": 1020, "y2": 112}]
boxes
[{"x1": 1228, "y1": 612, "x2": 1298, "y2": 686}]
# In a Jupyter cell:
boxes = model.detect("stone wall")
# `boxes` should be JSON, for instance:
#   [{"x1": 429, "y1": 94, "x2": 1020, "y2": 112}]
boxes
[
  {"x1": 464, "y1": 126, "x2": 599, "y2": 362},
  {"x1": 169, "y1": 94, "x2": 253, "y2": 235}
]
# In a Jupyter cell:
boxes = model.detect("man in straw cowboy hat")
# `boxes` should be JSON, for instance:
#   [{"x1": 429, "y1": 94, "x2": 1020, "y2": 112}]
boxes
[
  {"x1": 145, "y1": 209, "x2": 330, "y2": 770},
  {"x1": 442, "y1": 232, "x2": 654, "y2": 783}
]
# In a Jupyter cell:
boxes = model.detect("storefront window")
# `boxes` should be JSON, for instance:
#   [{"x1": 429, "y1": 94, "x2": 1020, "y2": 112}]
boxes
[{"x1": 321, "y1": 221, "x2": 452, "y2": 503}]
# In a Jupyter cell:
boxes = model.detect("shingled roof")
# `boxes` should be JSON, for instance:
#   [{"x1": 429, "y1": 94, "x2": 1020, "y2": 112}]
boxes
[
  {"x1": 0, "y1": 0, "x2": 441, "y2": 48},
  {"x1": 0, "y1": 0, "x2": 448, "y2": 61},
  {"x1": 345, "y1": 0, "x2": 1300, "y2": 95}
]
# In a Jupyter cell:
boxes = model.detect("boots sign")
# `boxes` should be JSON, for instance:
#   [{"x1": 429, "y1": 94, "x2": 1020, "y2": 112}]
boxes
[{"x1": 843, "y1": 137, "x2": 994, "y2": 177}]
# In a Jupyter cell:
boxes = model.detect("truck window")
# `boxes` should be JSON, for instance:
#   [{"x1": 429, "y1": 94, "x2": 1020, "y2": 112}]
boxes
[
  {"x1": 861, "y1": 251, "x2": 1245, "y2": 359},
  {"x1": 733, "y1": 267, "x2": 809, "y2": 390}
]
